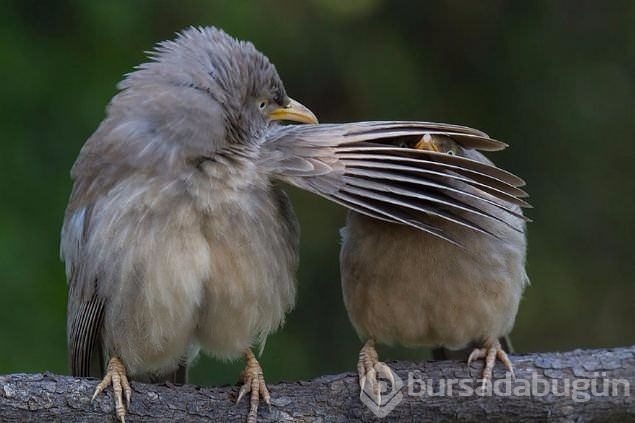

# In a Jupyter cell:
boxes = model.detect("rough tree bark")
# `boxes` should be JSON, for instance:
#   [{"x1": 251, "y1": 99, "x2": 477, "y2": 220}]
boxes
[{"x1": 1, "y1": 345, "x2": 633, "y2": 422}]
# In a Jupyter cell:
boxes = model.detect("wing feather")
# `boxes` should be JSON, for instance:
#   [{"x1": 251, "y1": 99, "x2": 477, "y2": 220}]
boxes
[
  {"x1": 262, "y1": 121, "x2": 529, "y2": 245},
  {"x1": 62, "y1": 206, "x2": 105, "y2": 377}
]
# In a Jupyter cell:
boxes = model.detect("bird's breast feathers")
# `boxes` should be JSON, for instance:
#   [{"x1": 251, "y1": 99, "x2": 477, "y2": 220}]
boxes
[{"x1": 63, "y1": 160, "x2": 296, "y2": 369}]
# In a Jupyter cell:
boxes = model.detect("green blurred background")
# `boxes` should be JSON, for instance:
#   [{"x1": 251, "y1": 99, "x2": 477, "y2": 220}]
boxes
[{"x1": 1, "y1": 1, "x2": 633, "y2": 387}]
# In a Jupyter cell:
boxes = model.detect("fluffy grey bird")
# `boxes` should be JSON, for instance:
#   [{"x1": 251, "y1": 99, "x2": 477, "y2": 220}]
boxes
[
  {"x1": 340, "y1": 132, "x2": 529, "y2": 398},
  {"x1": 61, "y1": 26, "x2": 528, "y2": 422}
]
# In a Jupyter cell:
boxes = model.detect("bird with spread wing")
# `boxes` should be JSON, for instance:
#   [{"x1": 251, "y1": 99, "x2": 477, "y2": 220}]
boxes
[{"x1": 61, "y1": 26, "x2": 528, "y2": 422}]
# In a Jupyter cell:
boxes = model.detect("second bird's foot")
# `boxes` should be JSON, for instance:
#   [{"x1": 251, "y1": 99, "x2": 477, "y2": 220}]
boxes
[
  {"x1": 467, "y1": 339, "x2": 515, "y2": 386},
  {"x1": 237, "y1": 349, "x2": 270, "y2": 423},
  {"x1": 357, "y1": 339, "x2": 395, "y2": 405},
  {"x1": 92, "y1": 356, "x2": 132, "y2": 422}
]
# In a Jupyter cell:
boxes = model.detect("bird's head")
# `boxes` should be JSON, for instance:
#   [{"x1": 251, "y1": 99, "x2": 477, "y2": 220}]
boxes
[
  {"x1": 105, "y1": 26, "x2": 317, "y2": 164},
  {"x1": 414, "y1": 133, "x2": 494, "y2": 165}
]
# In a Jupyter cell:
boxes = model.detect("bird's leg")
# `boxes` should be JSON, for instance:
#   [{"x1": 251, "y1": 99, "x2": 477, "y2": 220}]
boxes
[
  {"x1": 92, "y1": 356, "x2": 132, "y2": 423},
  {"x1": 357, "y1": 339, "x2": 395, "y2": 404},
  {"x1": 236, "y1": 349, "x2": 270, "y2": 423},
  {"x1": 467, "y1": 338, "x2": 515, "y2": 386}
]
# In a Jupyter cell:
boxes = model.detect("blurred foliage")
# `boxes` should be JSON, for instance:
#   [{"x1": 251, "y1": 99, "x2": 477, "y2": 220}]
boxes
[{"x1": 1, "y1": 0, "x2": 634, "y2": 387}]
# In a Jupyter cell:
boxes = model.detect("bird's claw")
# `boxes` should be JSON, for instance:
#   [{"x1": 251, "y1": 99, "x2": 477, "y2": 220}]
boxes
[
  {"x1": 92, "y1": 357, "x2": 131, "y2": 422},
  {"x1": 357, "y1": 339, "x2": 395, "y2": 405},
  {"x1": 237, "y1": 349, "x2": 270, "y2": 423},
  {"x1": 468, "y1": 339, "x2": 515, "y2": 388}
]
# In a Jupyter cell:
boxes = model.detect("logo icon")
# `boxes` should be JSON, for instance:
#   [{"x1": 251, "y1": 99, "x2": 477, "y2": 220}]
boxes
[{"x1": 359, "y1": 362, "x2": 404, "y2": 417}]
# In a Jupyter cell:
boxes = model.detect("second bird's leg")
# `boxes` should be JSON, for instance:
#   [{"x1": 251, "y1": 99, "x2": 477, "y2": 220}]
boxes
[
  {"x1": 357, "y1": 339, "x2": 395, "y2": 403},
  {"x1": 468, "y1": 338, "x2": 515, "y2": 385},
  {"x1": 237, "y1": 349, "x2": 270, "y2": 423},
  {"x1": 92, "y1": 356, "x2": 132, "y2": 422}
]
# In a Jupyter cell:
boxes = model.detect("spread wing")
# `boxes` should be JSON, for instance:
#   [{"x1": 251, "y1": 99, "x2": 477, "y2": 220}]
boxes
[{"x1": 261, "y1": 121, "x2": 529, "y2": 245}]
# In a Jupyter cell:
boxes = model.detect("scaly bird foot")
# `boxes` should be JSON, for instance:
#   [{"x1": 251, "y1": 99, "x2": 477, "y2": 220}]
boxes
[
  {"x1": 357, "y1": 339, "x2": 395, "y2": 405},
  {"x1": 92, "y1": 356, "x2": 132, "y2": 422},
  {"x1": 236, "y1": 349, "x2": 270, "y2": 423},
  {"x1": 468, "y1": 339, "x2": 514, "y2": 387}
]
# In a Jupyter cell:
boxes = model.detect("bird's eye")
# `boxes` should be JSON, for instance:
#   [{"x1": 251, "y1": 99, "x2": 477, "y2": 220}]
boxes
[
  {"x1": 258, "y1": 100, "x2": 268, "y2": 110},
  {"x1": 446, "y1": 150, "x2": 455, "y2": 155}
]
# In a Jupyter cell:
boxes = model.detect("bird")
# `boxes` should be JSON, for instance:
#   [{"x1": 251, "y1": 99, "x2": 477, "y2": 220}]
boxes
[
  {"x1": 61, "y1": 26, "x2": 528, "y2": 422},
  {"x1": 340, "y1": 132, "x2": 529, "y2": 397}
]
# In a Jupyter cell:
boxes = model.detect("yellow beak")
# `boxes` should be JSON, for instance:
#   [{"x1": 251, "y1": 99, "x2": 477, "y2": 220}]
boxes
[
  {"x1": 268, "y1": 98, "x2": 318, "y2": 124},
  {"x1": 414, "y1": 133, "x2": 439, "y2": 151}
]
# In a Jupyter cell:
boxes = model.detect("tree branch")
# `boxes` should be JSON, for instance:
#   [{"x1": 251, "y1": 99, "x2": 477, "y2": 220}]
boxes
[{"x1": 1, "y1": 346, "x2": 633, "y2": 422}]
